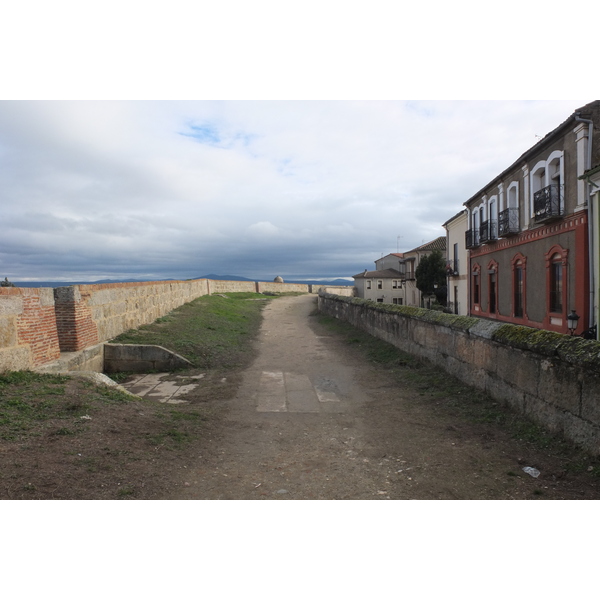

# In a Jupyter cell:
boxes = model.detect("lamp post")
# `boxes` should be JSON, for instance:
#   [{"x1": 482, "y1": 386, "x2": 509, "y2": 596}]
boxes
[{"x1": 567, "y1": 310, "x2": 580, "y2": 336}]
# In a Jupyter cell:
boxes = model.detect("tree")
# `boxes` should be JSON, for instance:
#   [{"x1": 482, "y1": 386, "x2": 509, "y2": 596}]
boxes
[
  {"x1": 415, "y1": 250, "x2": 447, "y2": 306},
  {"x1": 1, "y1": 277, "x2": 15, "y2": 287}
]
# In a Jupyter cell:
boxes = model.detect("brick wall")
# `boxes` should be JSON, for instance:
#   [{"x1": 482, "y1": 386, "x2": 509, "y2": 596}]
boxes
[
  {"x1": 54, "y1": 286, "x2": 100, "y2": 352},
  {"x1": 0, "y1": 287, "x2": 61, "y2": 371}
]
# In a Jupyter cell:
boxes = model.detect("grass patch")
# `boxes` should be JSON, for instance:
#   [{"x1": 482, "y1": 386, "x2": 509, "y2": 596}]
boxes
[
  {"x1": 110, "y1": 292, "x2": 270, "y2": 369},
  {"x1": 316, "y1": 313, "x2": 600, "y2": 474}
]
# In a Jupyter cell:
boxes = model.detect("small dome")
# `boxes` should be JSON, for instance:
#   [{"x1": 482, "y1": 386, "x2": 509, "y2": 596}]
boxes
[{"x1": 274, "y1": 276, "x2": 284, "y2": 283}]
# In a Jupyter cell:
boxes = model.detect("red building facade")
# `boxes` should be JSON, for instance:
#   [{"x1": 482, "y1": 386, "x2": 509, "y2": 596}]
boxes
[{"x1": 464, "y1": 101, "x2": 600, "y2": 336}]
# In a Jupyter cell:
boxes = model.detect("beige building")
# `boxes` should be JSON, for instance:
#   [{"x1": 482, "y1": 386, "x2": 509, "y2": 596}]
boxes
[
  {"x1": 352, "y1": 267, "x2": 405, "y2": 304},
  {"x1": 443, "y1": 210, "x2": 469, "y2": 315},
  {"x1": 353, "y1": 237, "x2": 447, "y2": 307},
  {"x1": 400, "y1": 237, "x2": 447, "y2": 308}
]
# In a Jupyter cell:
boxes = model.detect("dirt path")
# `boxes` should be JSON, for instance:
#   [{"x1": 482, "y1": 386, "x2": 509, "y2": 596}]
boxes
[{"x1": 172, "y1": 295, "x2": 600, "y2": 500}]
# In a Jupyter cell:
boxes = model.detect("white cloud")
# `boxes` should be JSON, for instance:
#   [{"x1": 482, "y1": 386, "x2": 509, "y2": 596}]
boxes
[{"x1": 0, "y1": 99, "x2": 593, "y2": 282}]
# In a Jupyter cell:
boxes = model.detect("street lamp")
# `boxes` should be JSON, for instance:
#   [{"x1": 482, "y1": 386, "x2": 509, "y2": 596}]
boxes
[{"x1": 567, "y1": 310, "x2": 580, "y2": 336}]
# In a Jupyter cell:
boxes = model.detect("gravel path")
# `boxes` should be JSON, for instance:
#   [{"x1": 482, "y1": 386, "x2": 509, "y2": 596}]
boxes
[{"x1": 173, "y1": 295, "x2": 600, "y2": 500}]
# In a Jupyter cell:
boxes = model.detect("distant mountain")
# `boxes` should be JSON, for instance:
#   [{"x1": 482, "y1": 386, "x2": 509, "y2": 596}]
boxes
[
  {"x1": 198, "y1": 274, "x2": 353, "y2": 286},
  {"x1": 12, "y1": 278, "x2": 175, "y2": 288},
  {"x1": 12, "y1": 275, "x2": 353, "y2": 289}
]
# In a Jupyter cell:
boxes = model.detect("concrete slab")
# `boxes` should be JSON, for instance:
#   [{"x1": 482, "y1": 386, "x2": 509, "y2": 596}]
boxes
[{"x1": 119, "y1": 372, "x2": 204, "y2": 404}]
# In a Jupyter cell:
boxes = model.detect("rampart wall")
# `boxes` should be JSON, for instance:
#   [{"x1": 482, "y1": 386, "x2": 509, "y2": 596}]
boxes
[
  {"x1": 0, "y1": 287, "x2": 61, "y2": 371},
  {"x1": 318, "y1": 292, "x2": 600, "y2": 455},
  {"x1": 0, "y1": 278, "x2": 317, "y2": 373}
]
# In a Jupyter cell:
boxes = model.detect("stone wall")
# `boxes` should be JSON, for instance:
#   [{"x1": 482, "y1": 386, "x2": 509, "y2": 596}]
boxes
[
  {"x1": 318, "y1": 292, "x2": 600, "y2": 455},
  {"x1": 65, "y1": 279, "x2": 211, "y2": 345},
  {"x1": 0, "y1": 278, "x2": 314, "y2": 373}
]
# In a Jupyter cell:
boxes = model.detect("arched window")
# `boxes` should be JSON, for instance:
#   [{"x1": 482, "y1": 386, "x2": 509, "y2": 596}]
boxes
[
  {"x1": 472, "y1": 263, "x2": 481, "y2": 309},
  {"x1": 488, "y1": 260, "x2": 498, "y2": 314},
  {"x1": 549, "y1": 254, "x2": 563, "y2": 313},
  {"x1": 511, "y1": 253, "x2": 527, "y2": 319},
  {"x1": 545, "y1": 245, "x2": 568, "y2": 318}
]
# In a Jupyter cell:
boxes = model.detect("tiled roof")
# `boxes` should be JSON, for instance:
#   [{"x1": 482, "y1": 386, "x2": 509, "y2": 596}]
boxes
[
  {"x1": 353, "y1": 269, "x2": 403, "y2": 279},
  {"x1": 406, "y1": 236, "x2": 447, "y2": 254}
]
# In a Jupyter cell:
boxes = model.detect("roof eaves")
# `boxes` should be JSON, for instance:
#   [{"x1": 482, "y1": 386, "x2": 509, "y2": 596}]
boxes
[{"x1": 463, "y1": 100, "x2": 600, "y2": 208}]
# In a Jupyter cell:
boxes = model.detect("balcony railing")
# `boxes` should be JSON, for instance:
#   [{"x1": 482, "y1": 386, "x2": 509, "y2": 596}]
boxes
[
  {"x1": 534, "y1": 184, "x2": 563, "y2": 223},
  {"x1": 479, "y1": 219, "x2": 498, "y2": 244},
  {"x1": 498, "y1": 207, "x2": 519, "y2": 237},
  {"x1": 445, "y1": 259, "x2": 459, "y2": 277},
  {"x1": 465, "y1": 229, "x2": 480, "y2": 249}
]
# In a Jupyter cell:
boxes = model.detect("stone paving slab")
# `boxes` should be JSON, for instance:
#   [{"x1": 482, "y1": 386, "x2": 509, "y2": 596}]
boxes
[
  {"x1": 255, "y1": 370, "x2": 342, "y2": 413},
  {"x1": 121, "y1": 373, "x2": 205, "y2": 404}
]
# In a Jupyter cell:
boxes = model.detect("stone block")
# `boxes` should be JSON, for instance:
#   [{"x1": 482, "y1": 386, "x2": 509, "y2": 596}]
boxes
[
  {"x1": 469, "y1": 337, "x2": 497, "y2": 372},
  {"x1": 485, "y1": 373, "x2": 525, "y2": 412},
  {"x1": 0, "y1": 296, "x2": 23, "y2": 317},
  {"x1": 523, "y1": 394, "x2": 562, "y2": 433},
  {"x1": 581, "y1": 372, "x2": 600, "y2": 426},
  {"x1": 54, "y1": 286, "x2": 81, "y2": 303},
  {"x1": 0, "y1": 317, "x2": 17, "y2": 347},
  {"x1": 454, "y1": 334, "x2": 474, "y2": 364},
  {"x1": 39, "y1": 288, "x2": 56, "y2": 307},
  {"x1": 537, "y1": 361, "x2": 581, "y2": 415},
  {"x1": 495, "y1": 345, "x2": 540, "y2": 397},
  {"x1": 0, "y1": 346, "x2": 32, "y2": 372},
  {"x1": 560, "y1": 411, "x2": 600, "y2": 454}
]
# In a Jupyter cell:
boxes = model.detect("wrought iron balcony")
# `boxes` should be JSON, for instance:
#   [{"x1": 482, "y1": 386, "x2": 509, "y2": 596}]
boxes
[
  {"x1": 534, "y1": 184, "x2": 563, "y2": 223},
  {"x1": 479, "y1": 219, "x2": 498, "y2": 244},
  {"x1": 445, "y1": 259, "x2": 459, "y2": 277},
  {"x1": 498, "y1": 207, "x2": 519, "y2": 237},
  {"x1": 465, "y1": 229, "x2": 479, "y2": 249}
]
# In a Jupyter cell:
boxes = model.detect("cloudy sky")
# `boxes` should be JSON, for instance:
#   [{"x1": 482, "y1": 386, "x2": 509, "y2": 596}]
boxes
[
  {"x1": 1, "y1": 2, "x2": 596, "y2": 284},
  {"x1": 0, "y1": 99, "x2": 591, "y2": 283}
]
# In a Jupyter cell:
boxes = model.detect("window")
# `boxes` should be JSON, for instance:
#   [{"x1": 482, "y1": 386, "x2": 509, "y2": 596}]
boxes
[
  {"x1": 511, "y1": 253, "x2": 527, "y2": 319},
  {"x1": 392, "y1": 280, "x2": 400, "y2": 289},
  {"x1": 472, "y1": 266, "x2": 480, "y2": 307},
  {"x1": 530, "y1": 151, "x2": 564, "y2": 221},
  {"x1": 366, "y1": 280, "x2": 371, "y2": 289},
  {"x1": 514, "y1": 263, "x2": 523, "y2": 317},
  {"x1": 489, "y1": 272, "x2": 497, "y2": 313},
  {"x1": 392, "y1": 298, "x2": 403, "y2": 305},
  {"x1": 488, "y1": 260, "x2": 498, "y2": 314},
  {"x1": 377, "y1": 280, "x2": 383, "y2": 289},
  {"x1": 550, "y1": 255, "x2": 563, "y2": 313},
  {"x1": 545, "y1": 245, "x2": 568, "y2": 320}
]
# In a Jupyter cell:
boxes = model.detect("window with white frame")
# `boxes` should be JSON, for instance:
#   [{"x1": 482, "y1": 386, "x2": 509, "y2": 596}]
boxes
[{"x1": 530, "y1": 151, "x2": 564, "y2": 220}]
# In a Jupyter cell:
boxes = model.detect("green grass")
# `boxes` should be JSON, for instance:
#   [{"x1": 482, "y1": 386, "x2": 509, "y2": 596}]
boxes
[{"x1": 110, "y1": 292, "x2": 270, "y2": 369}]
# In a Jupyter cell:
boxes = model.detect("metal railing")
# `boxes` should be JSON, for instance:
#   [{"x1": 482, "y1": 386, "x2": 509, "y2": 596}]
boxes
[
  {"x1": 465, "y1": 229, "x2": 480, "y2": 249},
  {"x1": 498, "y1": 207, "x2": 519, "y2": 236},
  {"x1": 534, "y1": 184, "x2": 563, "y2": 223},
  {"x1": 479, "y1": 219, "x2": 498, "y2": 243}
]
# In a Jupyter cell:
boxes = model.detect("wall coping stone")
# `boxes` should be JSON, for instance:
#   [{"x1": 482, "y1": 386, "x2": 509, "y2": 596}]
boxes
[{"x1": 319, "y1": 292, "x2": 600, "y2": 370}]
